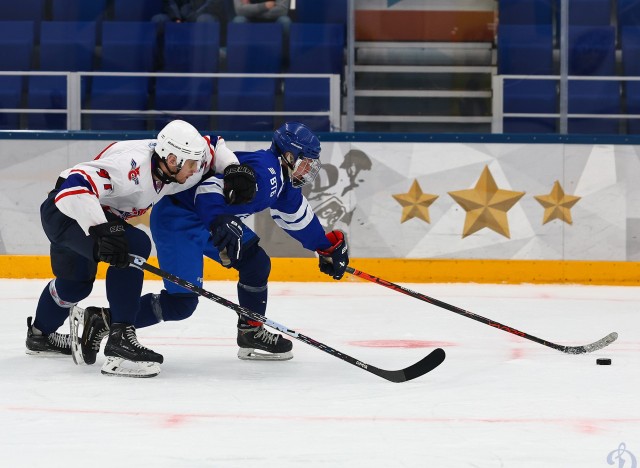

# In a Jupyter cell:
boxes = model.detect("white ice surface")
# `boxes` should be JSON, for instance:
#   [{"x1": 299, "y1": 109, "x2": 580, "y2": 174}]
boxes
[{"x1": 1, "y1": 279, "x2": 639, "y2": 468}]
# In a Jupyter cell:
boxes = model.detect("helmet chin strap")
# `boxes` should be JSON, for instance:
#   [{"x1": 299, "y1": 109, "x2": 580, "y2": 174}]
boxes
[
  {"x1": 280, "y1": 152, "x2": 295, "y2": 177},
  {"x1": 152, "y1": 152, "x2": 181, "y2": 184}
]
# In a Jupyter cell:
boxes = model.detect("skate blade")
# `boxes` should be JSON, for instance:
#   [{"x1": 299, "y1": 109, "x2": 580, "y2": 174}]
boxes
[
  {"x1": 69, "y1": 305, "x2": 86, "y2": 365},
  {"x1": 100, "y1": 356, "x2": 161, "y2": 378},
  {"x1": 25, "y1": 348, "x2": 71, "y2": 357},
  {"x1": 237, "y1": 348, "x2": 293, "y2": 361}
]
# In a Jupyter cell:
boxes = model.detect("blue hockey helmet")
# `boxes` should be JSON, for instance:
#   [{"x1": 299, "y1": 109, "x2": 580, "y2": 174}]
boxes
[{"x1": 271, "y1": 122, "x2": 321, "y2": 187}]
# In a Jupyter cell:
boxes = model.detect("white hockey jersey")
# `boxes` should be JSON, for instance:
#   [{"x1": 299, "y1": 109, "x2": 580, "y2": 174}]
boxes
[{"x1": 54, "y1": 135, "x2": 238, "y2": 235}]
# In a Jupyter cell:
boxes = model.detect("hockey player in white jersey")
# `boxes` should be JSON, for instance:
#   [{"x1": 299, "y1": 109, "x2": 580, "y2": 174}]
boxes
[{"x1": 25, "y1": 120, "x2": 254, "y2": 377}]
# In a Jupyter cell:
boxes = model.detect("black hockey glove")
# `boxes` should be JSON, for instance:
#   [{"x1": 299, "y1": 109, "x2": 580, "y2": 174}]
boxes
[
  {"x1": 88, "y1": 220, "x2": 129, "y2": 269},
  {"x1": 223, "y1": 164, "x2": 256, "y2": 205},
  {"x1": 211, "y1": 215, "x2": 244, "y2": 268},
  {"x1": 317, "y1": 230, "x2": 349, "y2": 280}
]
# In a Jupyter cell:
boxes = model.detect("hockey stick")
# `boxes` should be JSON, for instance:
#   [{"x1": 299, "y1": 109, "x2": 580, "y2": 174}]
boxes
[
  {"x1": 346, "y1": 267, "x2": 618, "y2": 355},
  {"x1": 129, "y1": 255, "x2": 446, "y2": 383}
]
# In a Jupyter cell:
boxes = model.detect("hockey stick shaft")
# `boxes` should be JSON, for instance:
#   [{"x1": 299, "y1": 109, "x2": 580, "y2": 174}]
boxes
[
  {"x1": 346, "y1": 267, "x2": 617, "y2": 355},
  {"x1": 129, "y1": 256, "x2": 445, "y2": 382}
]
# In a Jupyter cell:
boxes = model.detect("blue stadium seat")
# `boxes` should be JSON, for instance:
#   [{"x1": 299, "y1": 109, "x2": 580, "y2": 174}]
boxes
[
  {"x1": 113, "y1": 0, "x2": 163, "y2": 21},
  {"x1": 626, "y1": 82, "x2": 640, "y2": 133},
  {"x1": 566, "y1": 26, "x2": 618, "y2": 133},
  {"x1": 498, "y1": 23, "x2": 557, "y2": 133},
  {"x1": 5, "y1": 0, "x2": 45, "y2": 20},
  {"x1": 27, "y1": 76, "x2": 68, "y2": 130},
  {"x1": 217, "y1": 78, "x2": 276, "y2": 131},
  {"x1": 154, "y1": 77, "x2": 214, "y2": 130},
  {"x1": 163, "y1": 22, "x2": 219, "y2": 73},
  {"x1": 567, "y1": 0, "x2": 612, "y2": 25},
  {"x1": 39, "y1": 22, "x2": 97, "y2": 71},
  {"x1": 498, "y1": 24, "x2": 554, "y2": 74},
  {"x1": 288, "y1": 23, "x2": 345, "y2": 74},
  {"x1": 621, "y1": 27, "x2": 640, "y2": 133},
  {"x1": 296, "y1": 0, "x2": 347, "y2": 25},
  {"x1": 5, "y1": 0, "x2": 44, "y2": 41},
  {"x1": 226, "y1": 23, "x2": 282, "y2": 73},
  {"x1": 40, "y1": 21, "x2": 96, "y2": 71},
  {"x1": 621, "y1": 26, "x2": 640, "y2": 75},
  {"x1": 51, "y1": 0, "x2": 107, "y2": 21},
  {"x1": 283, "y1": 78, "x2": 330, "y2": 131},
  {"x1": 503, "y1": 80, "x2": 557, "y2": 133},
  {"x1": 100, "y1": 22, "x2": 158, "y2": 72},
  {"x1": 569, "y1": 26, "x2": 616, "y2": 76},
  {"x1": 617, "y1": 0, "x2": 640, "y2": 28},
  {"x1": 0, "y1": 76, "x2": 23, "y2": 130},
  {"x1": 88, "y1": 76, "x2": 150, "y2": 130},
  {"x1": 568, "y1": 81, "x2": 620, "y2": 134},
  {"x1": 498, "y1": 0, "x2": 553, "y2": 25},
  {"x1": 0, "y1": 21, "x2": 35, "y2": 71}
]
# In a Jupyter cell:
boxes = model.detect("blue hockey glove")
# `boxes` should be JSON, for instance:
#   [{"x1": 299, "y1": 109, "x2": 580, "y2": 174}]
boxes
[
  {"x1": 89, "y1": 220, "x2": 129, "y2": 268},
  {"x1": 211, "y1": 215, "x2": 244, "y2": 268},
  {"x1": 317, "y1": 230, "x2": 349, "y2": 280},
  {"x1": 223, "y1": 164, "x2": 256, "y2": 205}
]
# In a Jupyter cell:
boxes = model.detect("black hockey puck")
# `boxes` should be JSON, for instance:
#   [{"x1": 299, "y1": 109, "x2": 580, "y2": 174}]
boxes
[{"x1": 596, "y1": 358, "x2": 612, "y2": 365}]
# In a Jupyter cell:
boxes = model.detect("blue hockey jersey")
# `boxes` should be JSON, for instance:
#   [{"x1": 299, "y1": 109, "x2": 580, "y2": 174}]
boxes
[{"x1": 171, "y1": 148, "x2": 331, "y2": 252}]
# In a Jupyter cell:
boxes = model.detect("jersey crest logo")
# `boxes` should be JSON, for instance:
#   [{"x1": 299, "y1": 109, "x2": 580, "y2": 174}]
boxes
[{"x1": 128, "y1": 159, "x2": 141, "y2": 185}]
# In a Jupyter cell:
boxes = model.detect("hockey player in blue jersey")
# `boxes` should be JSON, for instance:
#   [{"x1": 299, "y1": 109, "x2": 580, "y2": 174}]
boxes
[{"x1": 75, "y1": 122, "x2": 349, "y2": 363}]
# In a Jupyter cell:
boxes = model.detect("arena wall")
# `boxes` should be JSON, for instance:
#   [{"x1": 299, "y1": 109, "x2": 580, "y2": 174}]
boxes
[{"x1": 2, "y1": 134, "x2": 640, "y2": 284}]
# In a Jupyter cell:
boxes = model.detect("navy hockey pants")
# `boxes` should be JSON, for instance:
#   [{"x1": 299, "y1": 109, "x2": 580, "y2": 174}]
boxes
[
  {"x1": 134, "y1": 196, "x2": 269, "y2": 328},
  {"x1": 33, "y1": 189, "x2": 151, "y2": 334}
]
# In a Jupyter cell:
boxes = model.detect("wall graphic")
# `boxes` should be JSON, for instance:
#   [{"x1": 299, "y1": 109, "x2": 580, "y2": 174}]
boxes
[{"x1": 1, "y1": 139, "x2": 638, "y2": 261}]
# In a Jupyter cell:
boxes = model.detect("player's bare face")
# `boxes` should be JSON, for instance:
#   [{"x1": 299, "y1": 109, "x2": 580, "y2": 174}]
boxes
[
  {"x1": 174, "y1": 159, "x2": 198, "y2": 184},
  {"x1": 161, "y1": 155, "x2": 198, "y2": 184}
]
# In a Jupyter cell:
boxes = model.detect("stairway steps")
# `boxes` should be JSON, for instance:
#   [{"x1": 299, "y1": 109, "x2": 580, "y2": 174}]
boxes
[{"x1": 353, "y1": 40, "x2": 495, "y2": 132}]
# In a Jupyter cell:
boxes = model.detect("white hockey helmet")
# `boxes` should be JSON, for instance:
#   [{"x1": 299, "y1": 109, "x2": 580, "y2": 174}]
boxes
[{"x1": 155, "y1": 120, "x2": 207, "y2": 168}]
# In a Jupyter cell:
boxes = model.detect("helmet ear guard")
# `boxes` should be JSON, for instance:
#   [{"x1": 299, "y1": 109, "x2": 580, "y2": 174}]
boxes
[{"x1": 271, "y1": 122, "x2": 322, "y2": 187}]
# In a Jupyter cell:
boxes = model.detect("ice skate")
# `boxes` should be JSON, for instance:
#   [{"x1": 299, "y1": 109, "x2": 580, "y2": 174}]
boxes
[
  {"x1": 70, "y1": 306, "x2": 110, "y2": 365},
  {"x1": 102, "y1": 323, "x2": 163, "y2": 378},
  {"x1": 237, "y1": 325, "x2": 293, "y2": 361},
  {"x1": 25, "y1": 316, "x2": 72, "y2": 356}
]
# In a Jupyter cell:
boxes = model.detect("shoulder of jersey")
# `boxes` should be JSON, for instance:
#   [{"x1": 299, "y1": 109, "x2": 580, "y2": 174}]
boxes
[{"x1": 99, "y1": 139, "x2": 154, "y2": 160}]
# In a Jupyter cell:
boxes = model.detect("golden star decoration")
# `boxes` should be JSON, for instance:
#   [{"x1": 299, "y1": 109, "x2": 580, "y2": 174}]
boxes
[
  {"x1": 534, "y1": 180, "x2": 581, "y2": 225},
  {"x1": 448, "y1": 166, "x2": 525, "y2": 238},
  {"x1": 392, "y1": 180, "x2": 439, "y2": 223}
]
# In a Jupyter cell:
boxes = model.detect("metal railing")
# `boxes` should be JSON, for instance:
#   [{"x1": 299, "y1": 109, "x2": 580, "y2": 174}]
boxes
[{"x1": 0, "y1": 71, "x2": 342, "y2": 131}]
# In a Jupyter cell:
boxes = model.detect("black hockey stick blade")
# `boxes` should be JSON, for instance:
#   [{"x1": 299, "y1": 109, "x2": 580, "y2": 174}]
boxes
[
  {"x1": 370, "y1": 348, "x2": 446, "y2": 383},
  {"x1": 346, "y1": 266, "x2": 618, "y2": 355},
  {"x1": 129, "y1": 255, "x2": 446, "y2": 383},
  {"x1": 294, "y1": 331, "x2": 445, "y2": 383}
]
